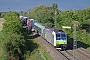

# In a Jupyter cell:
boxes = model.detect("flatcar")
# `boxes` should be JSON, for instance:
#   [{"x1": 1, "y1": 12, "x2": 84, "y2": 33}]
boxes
[{"x1": 34, "y1": 22, "x2": 67, "y2": 50}]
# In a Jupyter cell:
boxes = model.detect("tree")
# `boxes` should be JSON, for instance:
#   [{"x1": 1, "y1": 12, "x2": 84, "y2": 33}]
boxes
[
  {"x1": 28, "y1": 4, "x2": 54, "y2": 24},
  {"x1": 28, "y1": 3, "x2": 60, "y2": 27},
  {"x1": 3, "y1": 32, "x2": 25, "y2": 60},
  {"x1": 3, "y1": 11, "x2": 22, "y2": 35},
  {"x1": 52, "y1": 3, "x2": 58, "y2": 10},
  {"x1": 0, "y1": 12, "x2": 7, "y2": 18},
  {"x1": 2, "y1": 11, "x2": 26, "y2": 59},
  {"x1": 0, "y1": 12, "x2": 1, "y2": 18}
]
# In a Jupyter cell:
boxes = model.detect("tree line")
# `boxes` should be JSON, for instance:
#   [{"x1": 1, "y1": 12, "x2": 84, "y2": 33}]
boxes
[
  {"x1": 0, "y1": 11, "x2": 33, "y2": 60},
  {"x1": 13, "y1": 3, "x2": 90, "y2": 48},
  {"x1": 27, "y1": 3, "x2": 90, "y2": 47}
]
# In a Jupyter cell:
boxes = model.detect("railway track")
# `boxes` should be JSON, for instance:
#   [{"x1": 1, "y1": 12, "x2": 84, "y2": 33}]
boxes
[
  {"x1": 79, "y1": 47, "x2": 90, "y2": 55},
  {"x1": 33, "y1": 33, "x2": 90, "y2": 60},
  {"x1": 58, "y1": 49, "x2": 78, "y2": 60},
  {"x1": 67, "y1": 41, "x2": 90, "y2": 60},
  {"x1": 37, "y1": 36, "x2": 68, "y2": 60},
  {"x1": 77, "y1": 48, "x2": 90, "y2": 60},
  {"x1": 33, "y1": 33, "x2": 72, "y2": 60}
]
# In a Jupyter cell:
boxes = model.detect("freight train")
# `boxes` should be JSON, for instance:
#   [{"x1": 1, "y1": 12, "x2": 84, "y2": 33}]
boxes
[{"x1": 19, "y1": 16, "x2": 67, "y2": 50}]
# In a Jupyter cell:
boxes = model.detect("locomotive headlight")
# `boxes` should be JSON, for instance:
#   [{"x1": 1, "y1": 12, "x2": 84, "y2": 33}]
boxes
[{"x1": 64, "y1": 41, "x2": 67, "y2": 44}]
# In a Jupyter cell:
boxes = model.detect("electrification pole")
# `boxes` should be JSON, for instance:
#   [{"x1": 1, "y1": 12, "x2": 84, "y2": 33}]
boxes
[
  {"x1": 28, "y1": 11, "x2": 29, "y2": 18},
  {"x1": 55, "y1": 10, "x2": 57, "y2": 28},
  {"x1": 73, "y1": 23, "x2": 77, "y2": 60},
  {"x1": 27, "y1": 11, "x2": 30, "y2": 34}
]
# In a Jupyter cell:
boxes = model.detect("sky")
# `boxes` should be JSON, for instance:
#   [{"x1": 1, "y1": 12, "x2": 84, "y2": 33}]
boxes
[{"x1": 0, "y1": 0, "x2": 90, "y2": 12}]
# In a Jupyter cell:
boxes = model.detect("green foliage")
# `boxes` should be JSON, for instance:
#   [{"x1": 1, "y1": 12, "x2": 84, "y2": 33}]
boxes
[
  {"x1": 81, "y1": 33, "x2": 90, "y2": 46},
  {"x1": 1, "y1": 10, "x2": 50, "y2": 60},
  {"x1": 0, "y1": 31, "x2": 3, "y2": 40},
  {"x1": 1, "y1": 11, "x2": 26, "y2": 60},
  {"x1": 18, "y1": 11, "x2": 28, "y2": 17},
  {"x1": 28, "y1": 4, "x2": 90, "y2": 48},
  {"x1": 29, "y1": 49, "x2": 43, "y2": 60},
  {"x1": 28, "y1": 3, "x2": 59, "y2": 25},
  {"x1": 3, "y1": 11, "x2": 22, "y2": 35},
  {"x1": 52, "y1": 3, "x2": 58, "y2": 10},
  {"x1": 0, "y1": 12, "x2": 7, "y2": 18},
  {"x1": 0, "y1": 31, "x2": 7, "y2": 60},
  {"x1": 0, "y1": 56, "x2": 7, "y2": 60},
  {"x1": 2, "y1": 32, "x2": 25, "y2": 59},
  {"x1": 57, "y1": 8, "x2": 90, "y2": 48},
  {"x1": 0, "y1": 12, "x2": 1, "y2": 17}
]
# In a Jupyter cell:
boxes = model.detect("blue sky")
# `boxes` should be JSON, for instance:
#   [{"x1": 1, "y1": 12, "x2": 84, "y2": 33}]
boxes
[{"x1": 0, "y1": 0, "x2": 90, "y2": 12}]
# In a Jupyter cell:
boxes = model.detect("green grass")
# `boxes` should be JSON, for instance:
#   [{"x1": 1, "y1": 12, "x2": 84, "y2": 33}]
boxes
[
  {"x1": 0, "y1": 56, "x2": 7, "y2": 60},
  {"x1": 23, "y1": 34, "x2": 43, "y2": 60},
  {"x1": 25, "y1": 34, "x2": 53, "y2": 60},
  {"x1": 33, "y1": 38, "x2": 53, "y2": 60},
  {"x1": 87, "y1": 47, "x2": 90, "y2": 50},
  {"x1": 26, "y1": 35, "x2": 53, "y2": 60},
  {"x1": 29, "y1": 49, "x2": 43, "y2": 60},
  {"x1": 0, "y1": 31, "x2": 3, "y2": 55}
]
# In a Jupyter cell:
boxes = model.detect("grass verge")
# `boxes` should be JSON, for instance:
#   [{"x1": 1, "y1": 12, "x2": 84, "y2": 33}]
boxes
[
  {"x1": 25, "y1": 34, "x2": 53, "y2": 60},
  {"x1": 29, "y1": 49, "x2": 43, "y2": 60},
  {"x1": 33, "y1": 38, "x2": 53, "y2": 60},
  {"x1": 23, "y1": 34, "x2": 43, "y2": 60}
]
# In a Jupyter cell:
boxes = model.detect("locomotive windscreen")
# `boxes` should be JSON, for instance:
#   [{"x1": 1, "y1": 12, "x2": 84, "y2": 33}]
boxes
[
  {"x1": 56, "y1": 33, "x2": 60, "y2": 38},
  {"x1": 56, "y1": 32, "x2": 66, "y2": 40},
  {"x1": 61, "y1": 34, "x2": 66, "y2": 37}
]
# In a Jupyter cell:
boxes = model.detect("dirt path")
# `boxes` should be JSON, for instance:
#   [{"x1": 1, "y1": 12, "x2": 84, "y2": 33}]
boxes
[{"x1": 0, "y1": 18, "x2": 4, "y2": 31}]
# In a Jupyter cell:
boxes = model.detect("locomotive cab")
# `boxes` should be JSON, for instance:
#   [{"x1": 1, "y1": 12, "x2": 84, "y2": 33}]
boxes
[{"x1": 55, "y1": 32, "x2": 67, "y2": 50}]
